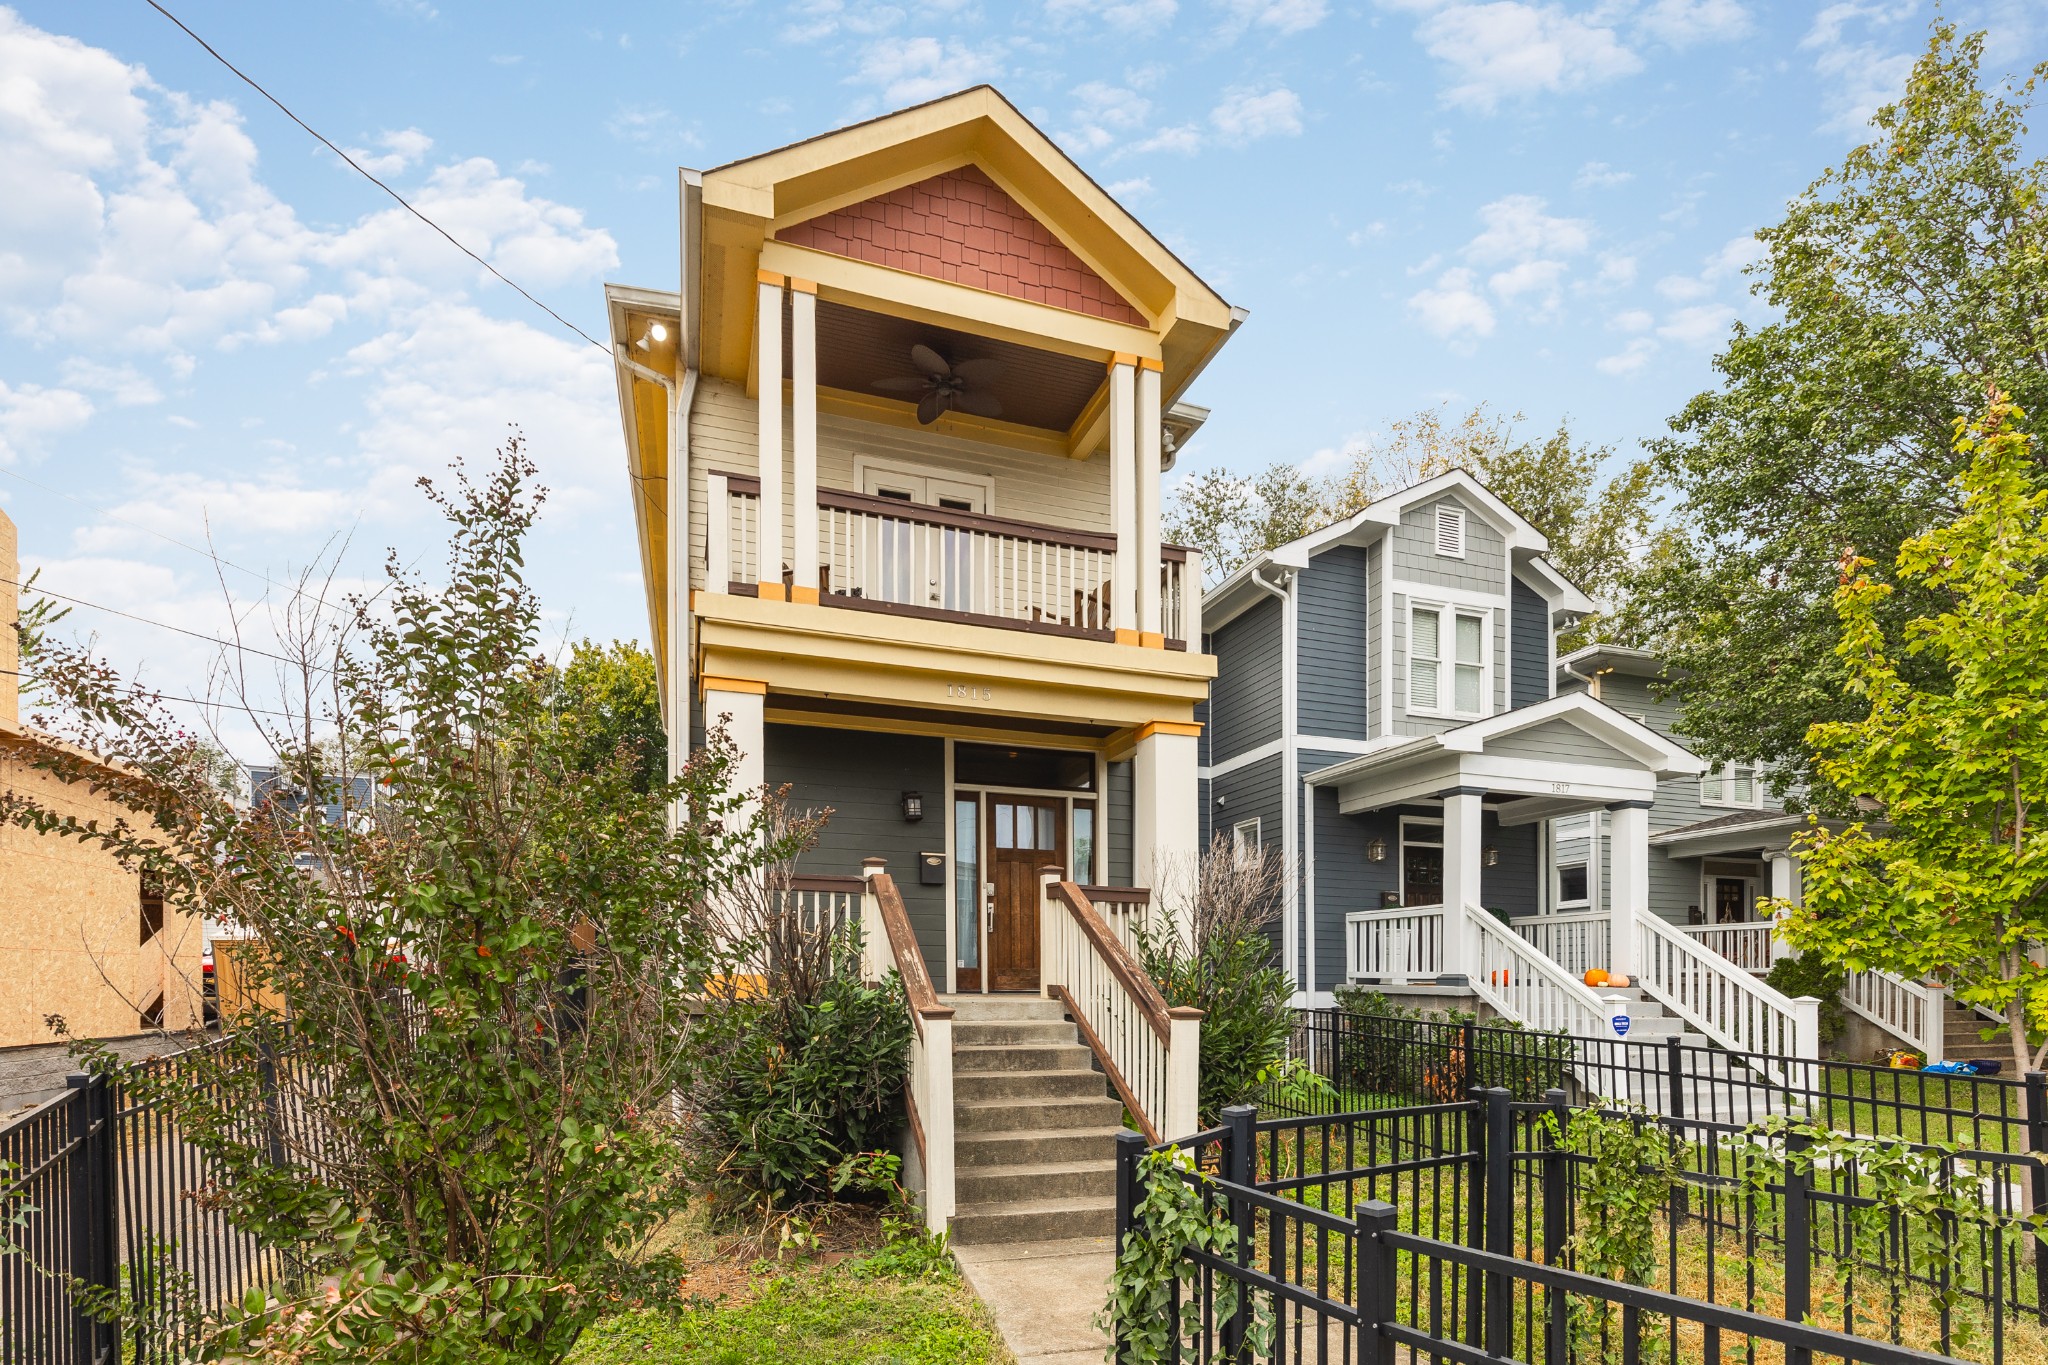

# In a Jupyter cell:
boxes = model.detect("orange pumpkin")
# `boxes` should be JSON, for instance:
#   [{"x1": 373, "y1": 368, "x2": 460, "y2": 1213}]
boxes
[{"x1": 1584, "y1": 968, "x2": 1609, "y2": 987}]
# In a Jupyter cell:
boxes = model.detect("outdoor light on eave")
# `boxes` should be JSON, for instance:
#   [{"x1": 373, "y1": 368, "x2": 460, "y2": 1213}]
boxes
[
  {"x1": 636, "y1": 321, "x2": 668, "y2": 350},
  {"x1": 901, "y1": 791, "x2": 924, "y2": 823}
]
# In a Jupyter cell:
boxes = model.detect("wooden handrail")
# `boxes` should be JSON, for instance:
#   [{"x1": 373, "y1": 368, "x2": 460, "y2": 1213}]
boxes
[
  {"x1": 724, "y1": 472, "x2": 762, "y2": 496},
  {"x1": 787, "y1": 873, "x2": 866, "y2": 893},
  {"x1": 820, "y1": 486, "x2": 1120, "y2": 552},
  {"x1": 1050, "y1": 881, "x2": 1192, "y2": 1044},
  {"x1": 870, "y1": 870, "x2": 952, "y2": 1039},
  {"x1": 1079, "y1": 885, "x2": 1151, "y2": 906},
  {"x1": 1049, "y1": 984, "x2": 1161, "y2": 1145}
]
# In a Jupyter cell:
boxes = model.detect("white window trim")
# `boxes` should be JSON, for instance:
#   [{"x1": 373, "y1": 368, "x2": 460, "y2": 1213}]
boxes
[
  {"x1": 1231, "y1": 817, "x2": 1262, "y2": 865},
  {"x1": 1405, "y1": 600, "x2": 1493, "y2": 721},
  {"x1": 1555, "y1": 859, "x2": 1591, "y2": 910},
  {"x1": 1699, "y1": 761, "x2": 1765, "y2": 810},
  {"x1": 1434, "y1": 504, "x2": 1467, "y2": 559},
  {"x1": 851, "y1": 454, "x2": 998, "y2": 512}
]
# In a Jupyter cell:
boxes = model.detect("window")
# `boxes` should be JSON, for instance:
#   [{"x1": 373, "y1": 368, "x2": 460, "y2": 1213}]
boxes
[
  {"x1": 1557, "y1": 863, "x2": 1589, "y2": 905},
  {"x1": 1408, "y1": 604, "x2": 1489, "y2": 718},
  {"x1": 1700, "y1": 762, "x2": 1763, "y2": 809},
  {"x1": 1434, "y1": 504, "x2": 1466, "y2": 558},
  {"x1": 1232, "y1": 817, "x2": 1262, "y2": 865},
  {"x1": 954, "y1": 797, "x2": 980, "y2": 971},
  {"x1": 1073, "y1": 802, "x2": 1096, "y2": 882}
]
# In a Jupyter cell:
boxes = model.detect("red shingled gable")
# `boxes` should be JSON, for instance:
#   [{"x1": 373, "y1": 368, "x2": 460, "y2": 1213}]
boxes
[{"x1": 777, "y1": 165, "x2": 1146, "y2": 326}]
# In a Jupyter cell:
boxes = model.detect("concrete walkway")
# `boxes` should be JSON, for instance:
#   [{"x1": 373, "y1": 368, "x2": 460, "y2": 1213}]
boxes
[{"x1": 954, "y1": 1234, "x2": 1114, "y2": 1365}]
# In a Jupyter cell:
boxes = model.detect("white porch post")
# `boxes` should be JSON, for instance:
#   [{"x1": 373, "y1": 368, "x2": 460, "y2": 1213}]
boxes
[
  {"x1": 1607, "y1": 802, "x2": 1651, "y2": 980},
  {"x1": 1133, "y1": 723, "x2": 1200, "y2": 930},
  {"x1": 1108, "y1": 356, "x2": 1137, "y2": 639},
  {"x1": 702, "y1": 679, "x2": 765, "y2": 799},
  {"x1": 1135, "y1": 358, "x2": 1163, "y2": 644},
  {"x1": 1765, "y1": 850, "x2": 1803, "y2": 964},
  {"x1": 1441, "y1": 789, "x2": 1484, "y2": 982},
  {"x1": 789, "y1": 278, "x2": 819, "y2": 602},
  {"x1": 755, "y1": 271, "x2": 786, "y2": 599}
]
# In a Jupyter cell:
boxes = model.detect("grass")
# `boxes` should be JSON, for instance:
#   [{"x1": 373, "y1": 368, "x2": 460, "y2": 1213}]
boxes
[
  {"x1": 1810, "y1": 1063, "x2": 2028, "y2": 1151},
  {"x1": 569, "y1": 1205, "x2": 1012, "y2": 1365}
]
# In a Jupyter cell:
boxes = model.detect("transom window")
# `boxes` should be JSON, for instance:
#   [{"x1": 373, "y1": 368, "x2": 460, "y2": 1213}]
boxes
[
  {"x1": 1700, "y1": 762, "x2": 1763, "y2": 810},
  {"x1": 1408, "y1": 603, "x2": 1489, "y2": 719}
]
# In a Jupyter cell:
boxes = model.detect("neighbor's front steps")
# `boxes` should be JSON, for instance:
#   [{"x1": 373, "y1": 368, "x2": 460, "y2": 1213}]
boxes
[
  {"x1": 944, "y1": 995, "x2": 1122, "y2": 1245},
  {"x1": 1586, "y1": 986, "x2": 1802, "y2": 1125}
]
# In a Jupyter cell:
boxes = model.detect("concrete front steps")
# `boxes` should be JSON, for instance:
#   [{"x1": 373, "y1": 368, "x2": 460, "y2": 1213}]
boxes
[
  {"x1": 1583, "y1": 986, "x2": 1800, "y2": 1125},
  {"x1": 944, "y1": 995, "x2": 1123, "y2": 1245},
  {"x1": 1942, "y1": 1000, "x2": 2012, "y2": 1065}
]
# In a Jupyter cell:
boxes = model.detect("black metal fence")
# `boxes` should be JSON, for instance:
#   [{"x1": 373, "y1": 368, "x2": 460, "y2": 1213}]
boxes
[
  {"x1": 1, "y1": 1041, "x2": 292, "y2": 1365},
  {"x1": 1116, "y1": 1090, "x2": 2047, "y2": 1364},
  {"x1": 1271, "y1": 1007, "x2": 2034, "y2": 1152}
]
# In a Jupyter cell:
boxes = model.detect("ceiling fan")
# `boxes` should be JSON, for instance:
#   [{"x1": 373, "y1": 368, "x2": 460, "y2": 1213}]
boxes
[{"x1": 874, "y1": 343, "x2": 1004, "y2": 425}]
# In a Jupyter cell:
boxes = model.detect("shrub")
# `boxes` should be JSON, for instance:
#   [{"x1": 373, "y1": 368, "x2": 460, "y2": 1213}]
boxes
[
  {"x1": 1143, "y1": 839, "x2": 1294, "y2": 1124},
  {"x1": 1328, "y1": 992, "x2": 1572, "y2": 1103},
  {"x1": 1765, "y1": 954, "x2": 1849, "y2": 1050}
]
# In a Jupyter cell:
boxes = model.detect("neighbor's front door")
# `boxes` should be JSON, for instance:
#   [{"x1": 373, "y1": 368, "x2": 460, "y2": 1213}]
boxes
[
  {"x1": 987, "y1": 796, "x2": 1065, "y2": 991},
  {"x1": 1403, "y1": 844, "x2": 1445, "y2": 907}
]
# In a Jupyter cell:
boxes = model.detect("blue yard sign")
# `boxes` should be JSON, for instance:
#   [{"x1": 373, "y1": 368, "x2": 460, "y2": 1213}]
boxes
[{"x1": 1612, "y1": 1014, "x2": 1631, "y2": 1037}]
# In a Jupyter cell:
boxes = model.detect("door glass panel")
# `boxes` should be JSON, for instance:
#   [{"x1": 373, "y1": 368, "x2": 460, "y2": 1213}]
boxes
[
  {"x1": 1073, "y1": 804, "x2": 1096, "y2": 881},
  {"x1": 995, "y1": 803, "x2": 1015, "y2": 850},
  {"x1": 955, "y1": 797, "x2": 980, "y2": 969}
]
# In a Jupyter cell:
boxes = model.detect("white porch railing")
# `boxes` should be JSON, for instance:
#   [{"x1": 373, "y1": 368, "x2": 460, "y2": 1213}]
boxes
[
  {"x1": 1080, "y1": 884, "x2": 1158, "y2": 960},
  {"x1": 1040, "y1": 874, "x2": 1199, "y2": 1142},
  {"x1": 860, "y1": 862, "x2": 955, "y2": 1234},
  {"x1": 1509, "y1": 912, "x2": 1610, "y2": 979},
  {"x1": 710, "y1": 475, "x2": 1196, "y2": 645},
  {"x1": 1345, "y1": 905, "x2": 1445, "y2": 983},
  {"x1": 1634, "y1": 910, "x2": 1818, "y2": 1080},
  {"x1": 1681, "y1": 922, "x2": 1778, "y2": 974},
  {"x1": 1842, "y1": 968, "x2": 1946, "y2": 1063},
  {"x1": 780, "y1": 875, "x2": 863, "y2": 937},
  {"x1": 1469, "y1": 907, "x2": 1618, "y2": 1041}
]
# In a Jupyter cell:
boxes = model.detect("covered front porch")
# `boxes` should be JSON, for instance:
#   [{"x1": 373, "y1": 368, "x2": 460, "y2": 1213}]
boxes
[{"x1": 1308, "y1": 694, "x2": 1705, "y2": 990}]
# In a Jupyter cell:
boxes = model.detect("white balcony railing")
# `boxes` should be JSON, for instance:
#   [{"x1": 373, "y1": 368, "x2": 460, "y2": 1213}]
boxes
[
  {"x1": 1681, "y1": 921, "x2": 1779, "y2": 974},
  {"x1": 1345, "y1": 905, "x2": 1445, "y2": 983},
  {"x1": 1842, "y1": 968, "x2": 1947, "y2": 1063},
  {"x1": 708, "y1": 473, "x2": 1198, "y2": 645},
  {"x1": 1509, "y1": 911, "x2": 1611, "y2": 979}
]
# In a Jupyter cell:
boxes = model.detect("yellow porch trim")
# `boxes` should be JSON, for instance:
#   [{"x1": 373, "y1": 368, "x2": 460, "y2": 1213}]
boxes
[
  {"x1": 763, "y1": 707, "x2": 1114, "y2": 750},
  {"x1": 700, "y1": 675, "x2": 769, "y2": 698},
  {"x1": 1135, "y1": 720, "x2": 1203, "y2": 741}
]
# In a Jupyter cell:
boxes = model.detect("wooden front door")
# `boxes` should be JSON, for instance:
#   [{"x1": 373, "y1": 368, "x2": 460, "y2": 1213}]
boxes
[
  {"x1": 1403, "y1": 844, "x2": 1444, "y2": 907},
  {"x1": 987, "y1": 796, "x2": 1065, "y2": 991}
]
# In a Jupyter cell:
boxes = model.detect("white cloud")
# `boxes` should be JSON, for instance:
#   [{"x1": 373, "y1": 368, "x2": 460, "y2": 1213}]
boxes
[
  {"x1": 1657, "y1": 303, "x2": 1737, "y2": 346},
  {"x1": 0, "y1": 381, "x2": 93, "y2": 462},
  {"x1": 1131, "y1": 123, "x2": 1204, "y2": 155},
  {"x1": 1574, "y1": 160, "x2": 1632, "y2": 189},
  {"x1": 1487, "y1": 258, "x2": 1566, "y2": 300},
  {"x1": 1062, "y1": 82, "x2": 1153, "y2": 153},
  {"x1": 1388, "y1": 1, "x2": 1642, "y2": 112},
  {"x1": 1464, "y1": 194, "x2": 1590, "y2": 264},
  {"x1": 59, "y1": 358, "x2": 162, "y2": 406},
  {"x1": 1407, "y1": 267, "x2": 1496, "y2": 341},
  {"x1": 1105, "y1": 176, "x2": 1155, "y2": 200},
  {"x1": 1657, "y1": 233, "x2": 1761, "y2": 300},
  {"x1": 1217, "y1": 0, "x2": 1329, "y2": 35},
  {"x1": 1635, "y1": 0, "x2": 1749, "y2": 47},
  {"x1": 782, "y1": 0, "x2": 909, "y2": 43},
  {"x1": 1596, "y1": 337, "x2": 1658, "y2": 376},
  {"x1": 1592, "y1": 252, "x2": 1637, "y2": 288},
  {"x1": 1047, "y1": 0, "x2": 1179, "y2": 28},
  {"x1": 1800, "y1": 1, "x2": 1918, "y2": 135},
  {"x1": 1210, "y1": 85, "x2": 1304, "y2": 142},
  {"x1": 853, "y1": 37, "x2": 1004, "y2": 104},
  {"x1": 340, "y1": 128, "x2": 433, "y2": 176},
  {"x1": 1609, "y1": 308, "x2": 1654, "y2": 333}
]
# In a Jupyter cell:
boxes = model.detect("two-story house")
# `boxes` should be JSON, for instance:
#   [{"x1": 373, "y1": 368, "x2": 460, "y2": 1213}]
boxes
[{"x1": 602, "y1": 88, "x2": 1237, "y2": 996}]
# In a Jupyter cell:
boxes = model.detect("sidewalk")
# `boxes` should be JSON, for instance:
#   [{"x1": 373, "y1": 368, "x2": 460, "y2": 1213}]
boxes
[{"x1": 954, "y1": 1234, "x2": 1114, "y2": 1365}]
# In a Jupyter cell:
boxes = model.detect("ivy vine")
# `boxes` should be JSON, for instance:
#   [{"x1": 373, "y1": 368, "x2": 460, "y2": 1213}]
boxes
[
  {"x1": 1098, "y1": 1148, "x2": 1275, "y2": 1365},
  {"x1": 1543, "y1": 1103, "x2": 1677, "y2": 1361}
]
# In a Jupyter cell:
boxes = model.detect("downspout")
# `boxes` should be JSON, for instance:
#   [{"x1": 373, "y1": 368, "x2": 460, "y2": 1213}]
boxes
[{"x1": 1250, "y1": 563, "x2": 1300, "y2": 996}]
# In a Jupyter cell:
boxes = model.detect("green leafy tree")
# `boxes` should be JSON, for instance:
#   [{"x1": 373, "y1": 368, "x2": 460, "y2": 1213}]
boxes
[
  {"x1": 2, "y1": 438, "x2": 808, "y2": 1362},
  {"x1": 1626, "y1": 23, "x2": 2048, "y2": 806},
  {"x1": 1776, "y1": 398, "x2": 2048, "y2": 1082},
  {"x1": 547, "y1": 638, "x2": 666, "y2": 793}
]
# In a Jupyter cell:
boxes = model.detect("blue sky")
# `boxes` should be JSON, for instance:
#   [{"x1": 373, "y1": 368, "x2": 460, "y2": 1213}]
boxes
[{"x1": 1, "y1": 0, "x2": 2042, "y2": 758}]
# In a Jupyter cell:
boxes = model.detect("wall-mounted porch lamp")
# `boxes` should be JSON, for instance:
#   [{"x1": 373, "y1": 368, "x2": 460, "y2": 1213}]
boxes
[
  {"x1": 1484, "y1": 846, "x2": 1500, "y2": 867},
  {"x1": 1366, "y1": 838, "x2": 1388, "y2": 863},
  {"x1": 901, "y1": 791, "x2": 925, "y2": 823}
]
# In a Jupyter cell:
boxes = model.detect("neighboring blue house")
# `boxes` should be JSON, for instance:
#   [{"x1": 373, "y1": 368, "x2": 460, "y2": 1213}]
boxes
[{"x1": 1199, "y1": 470, "x2": 1704, "y2": 1009}]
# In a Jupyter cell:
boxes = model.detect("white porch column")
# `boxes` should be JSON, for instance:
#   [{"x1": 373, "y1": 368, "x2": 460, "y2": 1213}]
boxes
[
  {"x1": 755, "y1": 271, "x2": 786, "y2": 599},
  {"x1": 1135, "y1": 358, "x2": 1163, "y2": 644},
  {"x1": 1108, "y1": 356, "x2": 1138, "y2": 639},
  {"x1": 1607, "y1": 802, "x2": 1651, "y2": 980},
  {"x1": 1132, "y1": 723, "x2": 1201, "y2": 924},
  {"x1": 702, "y1": 678, "x2": 765, "y2": 800},
  {"x1": 1765, "y1": 850, "x2": 1803, "y2": 964},
  {"x1": 789, "y1": 278, "x2": 819, "y2": 602},
  {"x1": 1441, "y1": 789, "x2": 1484, "y2": 982}
]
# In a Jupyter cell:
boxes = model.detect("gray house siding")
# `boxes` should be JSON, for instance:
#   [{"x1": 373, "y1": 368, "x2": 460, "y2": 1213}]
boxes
[
  {"x1": 1302, "y1": 749, "x2": 1400, "y2": 990},
  {"x1": 1298, "y1": 546, "x2": 1372, "y2": 741},
  {"x1": 1108, "y1": 760, "x2": 1134, "y2": 886},
  {"x1": 1510, "y1": 577, "x2": 1549, "y2": 710},
  {"x1": 1211, "y1": 751, "x2": 1286, "y2": 955},
  {"x1": 1210, "y1": 595, "x2": 1284, "y2": 760},
  {"x1": 1390, "y1": 494, "x2": 1507, "y2": 596},
  {"x1": 1480, "y1": 813, "x2": 1540, "y2": 919},
  {"x1": 766, "y1": 723, "x2": 946, "y2": 981},
  {"x1": 1488, "y1": 719, "x2": 1642, "y2": 769}
]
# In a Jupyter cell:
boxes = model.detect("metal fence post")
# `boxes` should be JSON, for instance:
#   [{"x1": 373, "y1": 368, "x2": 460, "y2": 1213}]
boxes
[
  {"x1": 1541, "y1": 1087, "x2": 1570, "y2": 1365},
  {"x1": 1460, "y1": 1016, "x2": 1478, "y2": 1097},
  {"x1": 1666, "y1": 1035, "x2": 1689, "y2": 1227},
  {"x1": 258, "y1": 1031, "x2": 288, "y2": 1169},
  {"x1": 1784, "y1": 1126, "x2": 1813, "y2": 1365},
  {"x1": 1355, "y1": 1200, "x2": 1398, "y2": 1365},
  {"x1": 1113, "y1": 1129, "x2": 1145, "y2": 1365},
  {"x1": 64, "y1": 1071, "x2": 113, "y2": 1365},
  {"x1": 1483, "y1": 1087, "x2": 1513, "y2": 1357},
  {"x1": 1220, "y1": 1104, "x2": 1256, "y2": 1363},
  {"x1": 2027, "y1": 1071, "x2": 2048, "y2": 1320},
  {"x1": 1463, "y1": 1087, "x2": 1485, "y2": 1345}
]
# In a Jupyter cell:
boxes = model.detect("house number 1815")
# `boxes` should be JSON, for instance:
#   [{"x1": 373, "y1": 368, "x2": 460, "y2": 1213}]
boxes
[{"x1": 948, "y1": 683, "x2": 993, "y2": 701}]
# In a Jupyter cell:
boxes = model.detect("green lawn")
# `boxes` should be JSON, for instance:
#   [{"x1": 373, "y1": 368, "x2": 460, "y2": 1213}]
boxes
[
  {"x1": 569, "y1": 1210, "x2": 1012, "y2": 1365},
  {"x1": 1811, "y1": 1063, "x2": 2028, "y2": 1151}
]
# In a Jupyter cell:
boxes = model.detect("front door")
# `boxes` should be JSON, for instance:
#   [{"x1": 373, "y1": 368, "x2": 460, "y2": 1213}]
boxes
[
  {"x1": 1712, "y1": 877, "x2": 1749, "y2": 923},
  {"x1": 1403, "y1": 843, "x2": 1444, "y2": 907},
  {"x1": 987, "y1": 796, "x2": 1065, "y2": 991}
]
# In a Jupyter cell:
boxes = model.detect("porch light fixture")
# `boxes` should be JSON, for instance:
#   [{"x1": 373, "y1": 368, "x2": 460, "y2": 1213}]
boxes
[
  {"x1": 1484, "y1": 846, "x2": 1500, "y2": 867},
  {"x1": 1366, "y1": 838, "x2": 1387, "y2": 863},
  {"x1": 901, "y1": 791, "x2": 924, "y2": 823}
]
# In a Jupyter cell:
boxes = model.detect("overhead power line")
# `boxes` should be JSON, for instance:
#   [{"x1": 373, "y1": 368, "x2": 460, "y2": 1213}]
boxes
[
  {"x1": 2, "y1": 574, "x2": 336, "y2": 673},
  {"x1": 0, "y1": 662, "x2": 320, "y2": 721},
  {"x1": 140, "y1": 0, "x2": 610, "y2": 354}
]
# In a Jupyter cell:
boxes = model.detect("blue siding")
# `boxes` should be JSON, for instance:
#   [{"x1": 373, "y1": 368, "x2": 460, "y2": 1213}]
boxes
[
  {"x1": 1108, "y1": 760, "x2": 1134, "y2": 886},
  {"x1": 1212, "y1": 752, "x2": 1286, "y2": 957},
  {"x1": 1479, "y1": 810, "x2": 1541, "y2": 919},
  {"x1": 1302, "y1": 750, "x2": 1400, "y2": 990},
  {"x1": 1510, "y1": 576, "x2": 1550, "y2": 710},
  {"x1": 1209, "y1": 595, "x2": 1283, "y2": 759},
  {"x1": 1298, "y1": 545, "x2": 1372, "y2": 740}
]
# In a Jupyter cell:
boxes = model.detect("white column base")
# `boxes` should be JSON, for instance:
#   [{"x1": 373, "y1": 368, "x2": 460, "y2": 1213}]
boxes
[{"x1": 1132, "y1": 726, "x2": 1199, "y2": 922}]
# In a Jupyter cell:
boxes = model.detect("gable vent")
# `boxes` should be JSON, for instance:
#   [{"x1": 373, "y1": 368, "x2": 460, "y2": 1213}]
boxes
[{"x1": 1434, "y1": 505, "x2": 1466, "y2": 558}]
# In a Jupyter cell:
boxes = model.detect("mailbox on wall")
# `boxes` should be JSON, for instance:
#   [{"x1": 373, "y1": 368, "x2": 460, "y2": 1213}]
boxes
[{"x1": 919, "y1": 852, "x2": 946, "y2": 886}]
